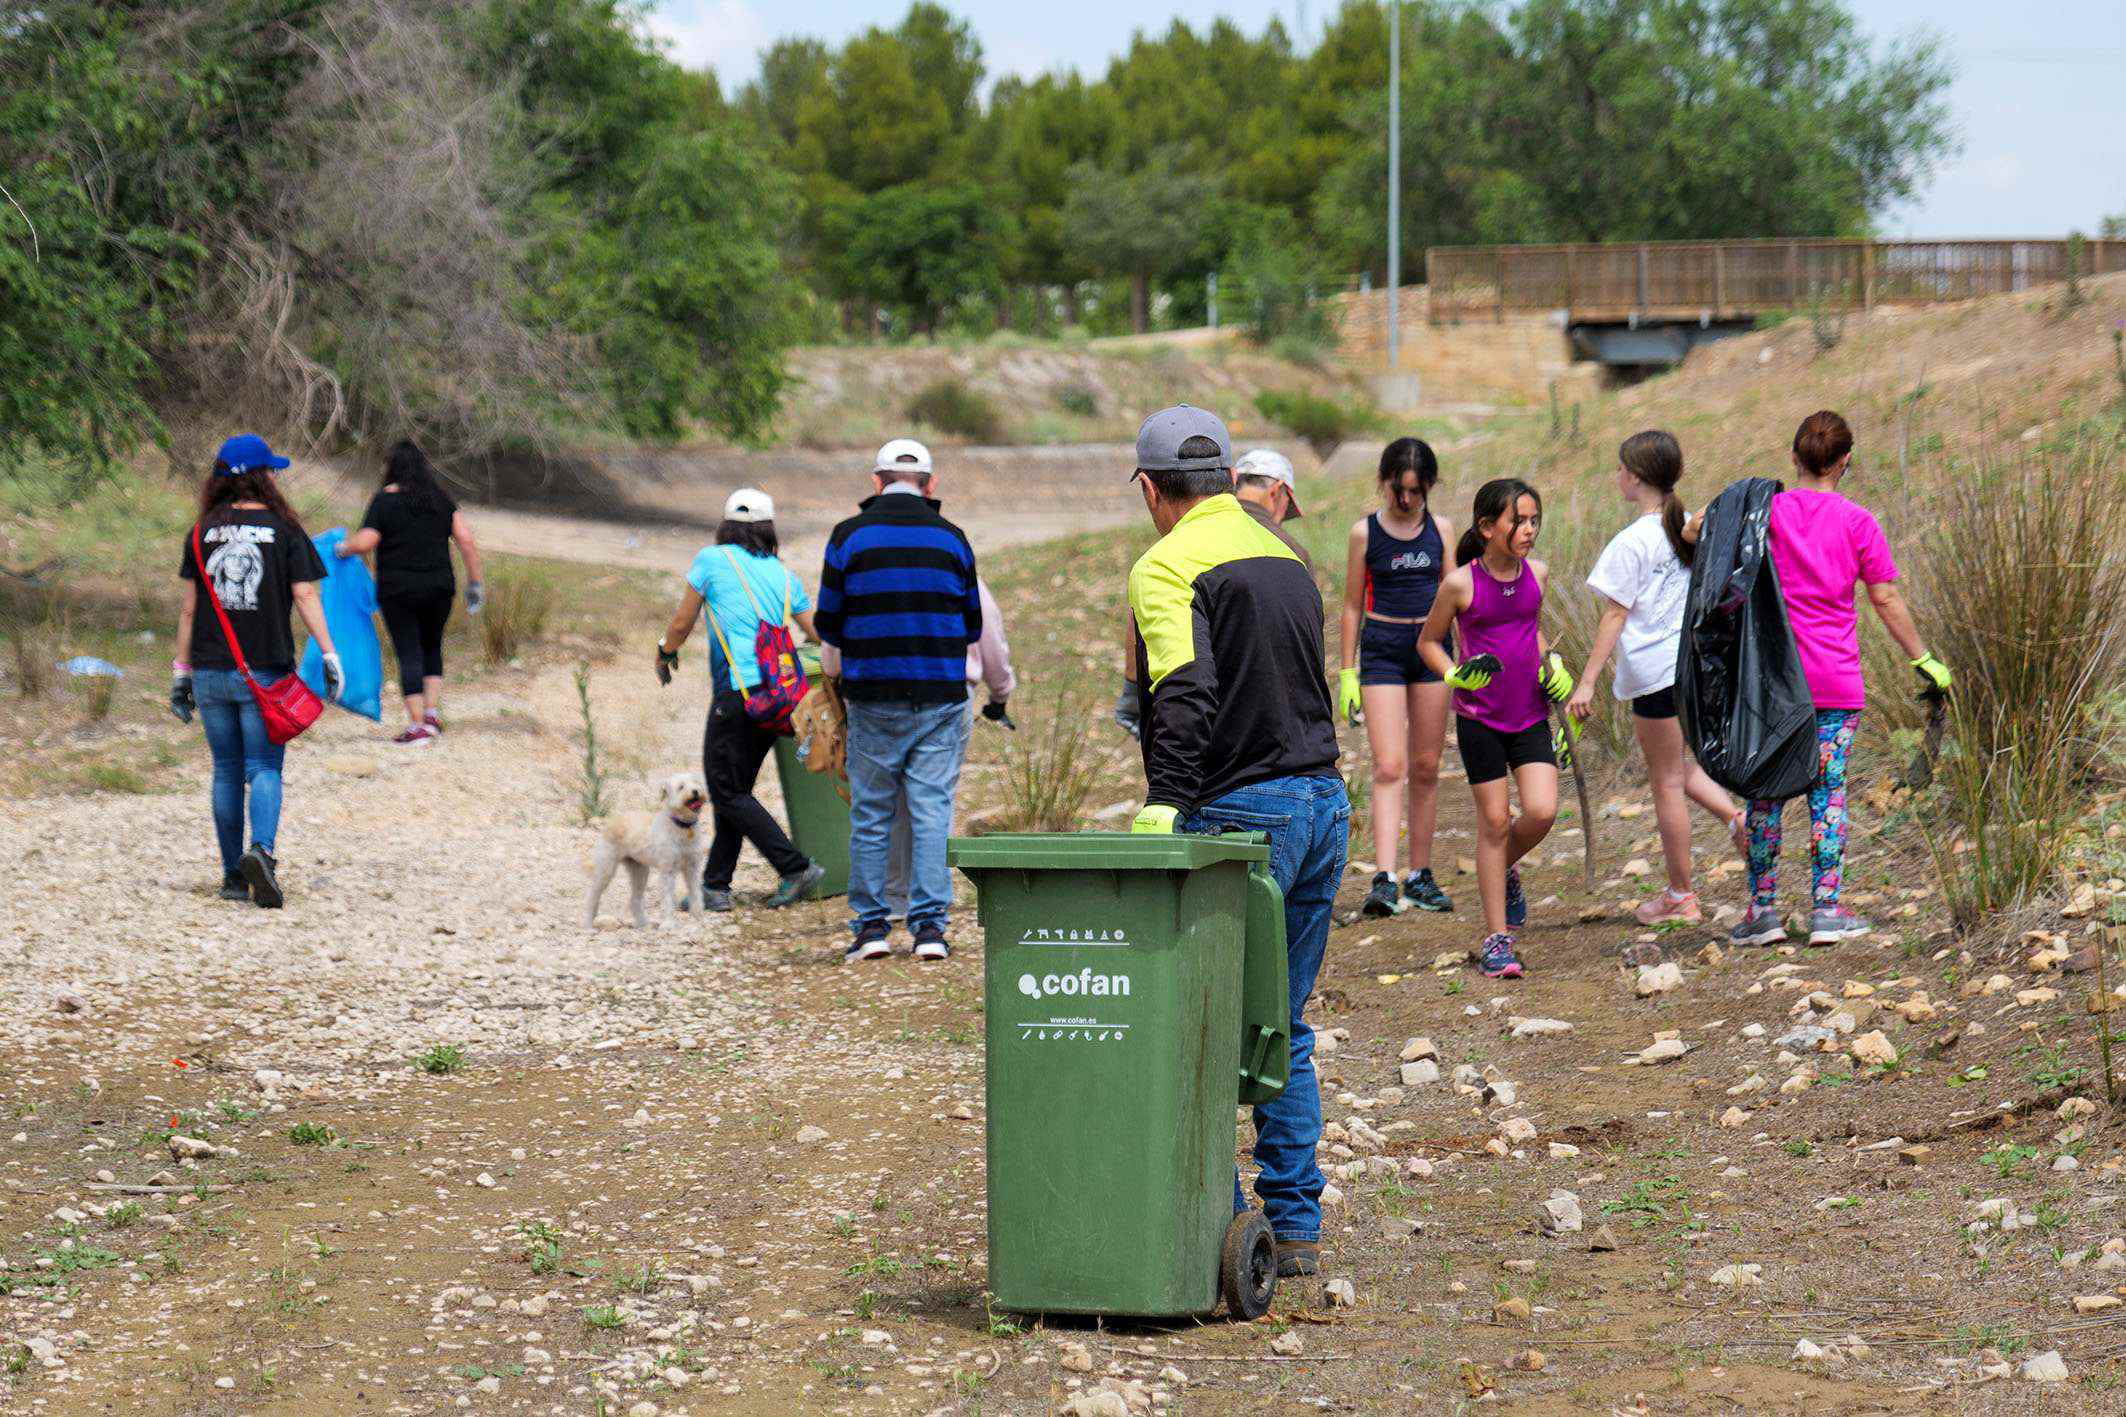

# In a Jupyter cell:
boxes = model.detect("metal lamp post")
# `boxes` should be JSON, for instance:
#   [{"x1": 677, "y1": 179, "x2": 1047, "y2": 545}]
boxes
[{"x1": 1386, "y1": 0, "x2": 1401, "y2": 371}]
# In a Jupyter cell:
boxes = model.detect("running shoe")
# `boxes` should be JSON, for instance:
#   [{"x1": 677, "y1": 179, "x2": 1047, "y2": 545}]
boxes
[
  {"x1": 1635, "y1": 889, "x2": 1703, "y2": 926},
  {"x1": 1807, "y1": 908, "x2": 1872, "y2": 946},
  {"x1": 913, "y1": 922, "x2": 951, "y2": 962},
  {"x1": 424, "y1": 710, "x2": 443, "y2": 735},
  {"x1": 1402, "y1": 868, "x2": 1453, "y2": 913},
  {"x1": 845, "y1": 922, "x2": 892, "y2": 962},
  {"x1": 765, "y1": 862, "x2": 825, "y2": 909},
  {"x1": 1477, "y1": 932, "x2": 1524, "y2": 979},
  {"x1": 219, "y1": 873, "x2": 250, "y2": 903},
  {"x1": 1504, "y1": 864, "x2": 1527, "y2": 928},
  {"x1": 678, "y1": 888, "x2": 734, "y2": 914},
  {"x1": 239, "y1": 846, "x2": 283, "y2": 910},
  {"x1": 391, "y1": 725, "x2": 434, "y2": 747},
  {"x1": 1360, "y1": 871, "x2": 1402, "y2": 918},
  {"x1": 1728, "y1": 906, "x2": 1787, "y2": 947}
]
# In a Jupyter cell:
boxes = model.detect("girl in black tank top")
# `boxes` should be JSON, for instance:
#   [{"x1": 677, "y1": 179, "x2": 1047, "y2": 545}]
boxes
[{"x1": 1339, "y1": 439, "x2": 1459, "y2": 921}]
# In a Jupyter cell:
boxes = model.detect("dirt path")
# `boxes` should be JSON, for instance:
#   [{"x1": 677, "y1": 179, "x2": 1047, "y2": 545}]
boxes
[{"x1": 4, "y1": 600, "x2": 2125, "y2": 1413}]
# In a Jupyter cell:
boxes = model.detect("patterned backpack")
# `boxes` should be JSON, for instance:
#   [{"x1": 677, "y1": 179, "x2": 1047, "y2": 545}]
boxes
[{"x1": 705, "y1": 549, "x2": 809, "y2": 734}]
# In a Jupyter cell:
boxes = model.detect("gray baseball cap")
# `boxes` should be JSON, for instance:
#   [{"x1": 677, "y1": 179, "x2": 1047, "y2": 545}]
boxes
[{"x1": 1133, "y1": 404, "x2": 1233, "y2": 475}]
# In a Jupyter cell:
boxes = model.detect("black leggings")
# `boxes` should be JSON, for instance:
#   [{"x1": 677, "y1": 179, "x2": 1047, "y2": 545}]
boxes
[
  {"x1": 702, "y1": 690, "x2": 810, "y2": 890},
  {"x1": 379, "y1": 588, "x2": 452, "y2": 697}
]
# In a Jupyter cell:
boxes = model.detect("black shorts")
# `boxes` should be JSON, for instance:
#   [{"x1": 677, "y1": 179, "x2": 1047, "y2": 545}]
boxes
[
  {"x1": 1357, "y1": 618, "x2": 1445, "y2": 687},
  {"x1": 1631, "y1": 685, "x2": 1677, "y2": 720},
  {"x1": 1456, "y1": 715, "x2": 1555, "y2": 786}
]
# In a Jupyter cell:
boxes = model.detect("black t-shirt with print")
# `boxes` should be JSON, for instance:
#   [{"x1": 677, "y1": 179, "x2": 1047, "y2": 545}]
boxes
[
  {"x1": 180, "y1": 509, "x2": 328, "y2": 674},
  {"x1": 360, "y1": 487, "x2": 459, "y2": 599}
]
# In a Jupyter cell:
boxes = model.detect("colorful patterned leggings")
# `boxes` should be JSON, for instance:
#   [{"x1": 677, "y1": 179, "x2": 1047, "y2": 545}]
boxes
[{"x1": 1745, "y1": 710, "x2": 1859, "y2": 911}]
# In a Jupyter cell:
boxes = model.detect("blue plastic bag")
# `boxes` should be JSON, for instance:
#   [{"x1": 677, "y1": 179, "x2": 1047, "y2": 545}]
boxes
[{"x1": 300, "y1": 529, "x2": 383, "y2": 721}]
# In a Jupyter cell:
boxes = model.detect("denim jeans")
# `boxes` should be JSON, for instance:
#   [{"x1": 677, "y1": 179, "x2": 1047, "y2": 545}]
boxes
[
  {"x1": 847, "y1": 699, "x2": 971, "y2": 933},
  {"x1": 1183, "y1": 773, "x2": 1350, "y2": 1244},
  {"x1": 884, "y1": 704, "x2": 975, "y2": 919},
  {"x1": 194, "y1": 667, "x2": 286, "y2": 876}
]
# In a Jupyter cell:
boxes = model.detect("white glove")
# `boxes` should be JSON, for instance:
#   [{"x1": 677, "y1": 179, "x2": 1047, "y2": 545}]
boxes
[{"x1": 321, "y1": 652, "x2": 345, "y2": 703}]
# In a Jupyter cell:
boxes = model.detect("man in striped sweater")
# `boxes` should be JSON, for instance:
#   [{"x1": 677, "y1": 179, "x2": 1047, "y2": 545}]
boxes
[{"x1": 816, "y1": 439, "x2": 985, "y2": 962}]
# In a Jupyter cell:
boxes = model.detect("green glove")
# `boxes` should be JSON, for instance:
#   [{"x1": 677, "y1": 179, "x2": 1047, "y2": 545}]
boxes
[
  {"x1": 1131, "y1": 805, "x2": 1179, "y2": 834},
  {"x1": 1537, "y1": 650, "x2": 1575, "y2": 703},
  {"x1": 1551, "y1": 713, "x2": 1579, "y2": 771},
  {"x1": 1444, "y1": 652, "x2": 1501, "y2": 692},
  {"x1": 1911, "y1": 652, "x2": 1952, "y2": 695},
  {"x1": 1336, "y1": 668, "x2": 1362, "y2": 726}
]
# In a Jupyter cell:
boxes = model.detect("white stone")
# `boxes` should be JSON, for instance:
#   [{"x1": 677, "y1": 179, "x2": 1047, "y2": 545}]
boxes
[
  {"x1": 1400, "y1": 1059, "x2": 1441, "y2": 1087},
  {"x1": 2020, "y1": 1351, "x2": 2068, "y2": 1383},
  {"x1": 1539, "y1": 1190, "x2": 1583, "y2": 1234},
  {"x1": 1635, "y1": 962, "x2": 1684, "y2": 997}
]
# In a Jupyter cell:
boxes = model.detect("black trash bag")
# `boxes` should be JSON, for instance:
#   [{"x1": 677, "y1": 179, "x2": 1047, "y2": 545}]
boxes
[{"x1": 1677, "y1": 477, "x2": 1819, "y2": 802}]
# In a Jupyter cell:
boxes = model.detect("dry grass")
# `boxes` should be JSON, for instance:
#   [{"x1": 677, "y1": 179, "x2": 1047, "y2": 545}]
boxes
[
  {"x1": 479, "y1": 565, "x2": 557, "y2": 665},
  {"x1": 989, "y1": 695, "x2": 1118, "y2": 834}
]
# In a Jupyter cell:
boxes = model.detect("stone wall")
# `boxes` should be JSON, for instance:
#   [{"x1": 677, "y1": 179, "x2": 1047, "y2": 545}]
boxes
[{"x1": 1330, "y1": 286, "x2": 1600, "y2": 408}]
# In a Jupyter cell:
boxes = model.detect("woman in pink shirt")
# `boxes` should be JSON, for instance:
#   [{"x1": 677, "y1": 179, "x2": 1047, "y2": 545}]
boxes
[{"x1": 1716, "y1": 412, "x2": 1951, "y2": 947}]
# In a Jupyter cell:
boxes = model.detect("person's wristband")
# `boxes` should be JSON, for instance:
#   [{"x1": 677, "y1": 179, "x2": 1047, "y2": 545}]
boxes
[{"x1": 172, "y1": 660, "x2": 192, "y2": 675}]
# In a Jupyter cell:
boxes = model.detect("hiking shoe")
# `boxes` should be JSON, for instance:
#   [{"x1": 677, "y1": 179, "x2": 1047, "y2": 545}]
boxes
[
  {"x1": 1360, "y1": 871, "x2": 1402, "y2": 918},
  {"x1": 1807, "y1": 908, "x2": 1872, "y2": 946},
  {"x1": 1635, "y1": 889, "x2": 1703, "y2": 926},
  {"x1": 912, "y1": 922, "x2": 950, "y2": 962},
  {"x1": 219, "y1": 873, "x2": 250, "y2": 903},
  {"x1": 1728, "y1": 906, "x2": 1787, "y2": 947},
  {"x1": 765, "y1": 862, "x2": 825, "y2": 909},
  {"x1": 1274, "y1": 1239, "x2": 1321, "y2": 1278},
  {"x1": 679, "y1": 888, "x2": 734, "y2": 914},
  {"x1": 1477, "y1": 932, "x2": 1523, "y2": 979},
  {"x1": 391, "y1": 725, "x2": 434, "y2": 747},
  {"x1": 1402, "y1": 867, "x2": 1453, "y2": 913},
  {"x1": 845, "y1": 922, "x2": 892, "y2": 962},
  {"x1": 1504, "y1": 864, "x2": 1527, "y2": 928},
  {"x1": 239, "y1": 846, "x2": 283, "y2": 910}
]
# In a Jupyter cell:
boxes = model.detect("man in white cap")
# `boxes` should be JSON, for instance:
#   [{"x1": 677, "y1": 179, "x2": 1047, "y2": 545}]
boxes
[
  {"x1": 816, "y1": 440, "x2": 986, "y2": 961},
  {"x1": 654, "y1": 487, "x2": 826, "y2": 911}
]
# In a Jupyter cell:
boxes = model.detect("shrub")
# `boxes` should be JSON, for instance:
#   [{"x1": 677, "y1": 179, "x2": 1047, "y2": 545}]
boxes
[
  {"x1": 907, "y1": 379, "x2": 1005, "y2": 443},
  {"x1": 992, "y1": 696, "x2": 1115, "y2": 833},
  {"x1": 1268, "y1": 333, "x2": 1332, "y2": 370},
  {"x1": 1056, "y1": 382, "x2": 1100, "y2": 418},
  {"x1": 479, "y1": 565, "x2": 556, "y2": 665},
  {"x1": 1252, "y1": 389, "x2": 1381, "y2": 460},
  {"x1": 1912, "y1": 434, "x2": 2126, "y2": 928},
  {"x1": 415, "y1": 1044, "x2": 467, "y2": 1076}
]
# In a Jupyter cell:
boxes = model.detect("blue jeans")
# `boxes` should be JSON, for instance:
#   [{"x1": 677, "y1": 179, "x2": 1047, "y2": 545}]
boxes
[
  {"x1": 884, "y1": 704, "x2": 975, "y2": 919},
  {"x1": 194, "y1": 668, "x2": 286, "y2": 876},
  {"x1": 847, "y1": 699, "x2": 971, "y2": 933},
  {"x1": 1184, "y1": 774, "x2": 1350, "y2": 1244}
]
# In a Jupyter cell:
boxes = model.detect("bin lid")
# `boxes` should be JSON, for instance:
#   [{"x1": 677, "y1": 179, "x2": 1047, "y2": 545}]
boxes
[{"x1": 947, "y1": 831, "x2": 1269, "y2": 871}]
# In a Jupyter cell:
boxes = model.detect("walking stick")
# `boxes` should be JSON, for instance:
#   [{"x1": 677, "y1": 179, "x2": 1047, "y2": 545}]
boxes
[{"x1": 1551, "y1": 702, "x2": 1597, "y2": 892}]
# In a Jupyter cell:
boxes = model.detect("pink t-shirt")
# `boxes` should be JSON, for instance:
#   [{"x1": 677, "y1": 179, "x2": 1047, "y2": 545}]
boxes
[{"x1": 1766, "y1": 488, "x2": 1898, "y2": 711}]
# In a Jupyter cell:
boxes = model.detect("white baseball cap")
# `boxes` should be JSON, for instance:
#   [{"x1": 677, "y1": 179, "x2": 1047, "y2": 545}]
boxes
[
  {"x1": 874, "y1": 438, "x2": 934, "y2": 480},
  {"x1": 1233, "y1": 447, "x2": 1303, "y2": 518},
  {"x1": 722, "y1": 487, "x2": 774, "y2": 523}
]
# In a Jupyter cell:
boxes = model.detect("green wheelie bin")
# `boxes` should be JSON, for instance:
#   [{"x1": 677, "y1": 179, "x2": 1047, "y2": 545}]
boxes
[
  {"x1": 773, "y1": 649, "x2": 850, "y2": 898},
  {"x1": 945, "y1": 831, "x2": 1292, "y2": 1320}
]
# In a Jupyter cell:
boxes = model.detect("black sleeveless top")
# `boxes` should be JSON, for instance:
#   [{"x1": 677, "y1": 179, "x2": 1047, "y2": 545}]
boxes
[{"x1": 1363, "y1": 510, "x2": 1445, "y2": 618}]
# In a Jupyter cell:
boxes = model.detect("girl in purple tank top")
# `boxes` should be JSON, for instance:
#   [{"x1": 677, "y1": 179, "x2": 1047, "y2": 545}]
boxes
[{"x1": 1419, "y1": 479, "x2": 1573, "y2": 980}]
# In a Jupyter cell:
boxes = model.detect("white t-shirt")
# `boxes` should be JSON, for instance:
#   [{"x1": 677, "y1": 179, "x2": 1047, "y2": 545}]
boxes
[{"x1": 1586, "y1": 514, "x2": 1690, "y2": 700}]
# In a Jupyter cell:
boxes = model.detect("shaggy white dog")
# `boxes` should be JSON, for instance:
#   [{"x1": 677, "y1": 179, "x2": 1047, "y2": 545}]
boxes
[{"x1": 586, "y1": 772, "x2": 709, "y2": 927}]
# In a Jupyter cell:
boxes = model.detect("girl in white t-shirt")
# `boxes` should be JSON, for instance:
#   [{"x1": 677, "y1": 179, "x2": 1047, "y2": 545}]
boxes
[{"x1": 1566, "y1": 431, "x2": 1743, "y2": 925}]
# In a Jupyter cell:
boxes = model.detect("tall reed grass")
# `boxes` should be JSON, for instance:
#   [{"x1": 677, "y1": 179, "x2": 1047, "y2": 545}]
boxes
[
  {"x1": 479, "y1": 565, "x2": 557, "y2": 665},
  {"x1": 992, "y1": 695, "x2": 1116, "y2": 833}
]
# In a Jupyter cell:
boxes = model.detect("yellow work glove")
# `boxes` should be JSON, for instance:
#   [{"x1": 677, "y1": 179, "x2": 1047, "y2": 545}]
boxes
[
  {"x1": 1537, "y1": 651, "x2": 1575, "y2": 703},
  {"x1": 1131, "y1": 805, "x2": 1179, "y2": 834},
  {"x1": 1444, "y1": 653, "x2": 1500, "y2": 692},
  {"x1": 1336, "y1": 668, "x2": 1362, "y2": 726},
  {"x1": 1910, "y1": 652, "x2": 1952, "y2": 695}
]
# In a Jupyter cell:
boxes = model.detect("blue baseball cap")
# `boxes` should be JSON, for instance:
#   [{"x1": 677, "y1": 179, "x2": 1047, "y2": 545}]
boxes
[{"x1": 214, "y1": 434, "x2": 290, "y2": 474}]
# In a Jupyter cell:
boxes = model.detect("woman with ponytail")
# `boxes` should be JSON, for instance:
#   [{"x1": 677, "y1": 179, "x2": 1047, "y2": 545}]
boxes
[{"x1": 1566, "y1": 431, "x2": 1743, "y2": 924}]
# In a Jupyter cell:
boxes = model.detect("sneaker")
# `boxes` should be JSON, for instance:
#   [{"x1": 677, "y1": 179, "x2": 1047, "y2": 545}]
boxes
[
  {"x1": 912, "y1": 922, "x2": 950, "y2": 962},
  {"x1": 678, "y1": 888, "x2": 734, "y2": 914},
  {"x1": 1477, "y1": 932, "x2": 1523, "y2": 979},
  {"x1": 845, "y1": 922, "x2": 892, "y2": 962},
  {"x1": 391, "y1": 725, "x2": 434, "y2": 746},
  {"x1": 1728, "y1": 906, "x2": 1787, "y2": 947},
  {"x1": 765, "y1": 862, "x2": 825, "y2": 909},
  {"x1": 1635, "y1": 889, "x2": 1703, "y2": 926},
  {"x1": 1807, "y1": 908, "x2": 1872, "y2": 946},
  {"x1": 1360, "y1": 871, "x2": 1402, "y2": 918},
  {"x1": 1402, "y1": 867, "x2": 1453, "y2": 913},
  {"x1": 424, "y1": 710, "x2": 443, "y2": 735},
  {"x1": 1274, "y1": 1238, "x2": 1320, "y2": 1279},
  {"x1": 239, "y1": 846, "x2": 283, "y2": 910},
  {"x1": 1504, "y1": 864, "x2": 1527, "y2": 928},
  {"x1": 219, "y1": 873, "x2": 250, "y2": 903}
]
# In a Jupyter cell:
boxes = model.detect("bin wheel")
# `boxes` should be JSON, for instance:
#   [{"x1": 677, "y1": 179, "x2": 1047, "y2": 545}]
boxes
[{"x1": 1220, "y1": 1211, "x2": 1276, "y2": 1320}]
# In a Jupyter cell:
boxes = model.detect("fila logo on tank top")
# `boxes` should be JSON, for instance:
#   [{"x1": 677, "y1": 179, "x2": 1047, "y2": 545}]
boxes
[{"x1": 1363, "y1": 511, "x2": 1445, "y2": 618}]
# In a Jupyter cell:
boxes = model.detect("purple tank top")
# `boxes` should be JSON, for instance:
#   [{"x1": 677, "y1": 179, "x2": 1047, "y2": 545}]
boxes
[{"x1": 1453, "y1": 558, "x2": 1544, "y2": 733}]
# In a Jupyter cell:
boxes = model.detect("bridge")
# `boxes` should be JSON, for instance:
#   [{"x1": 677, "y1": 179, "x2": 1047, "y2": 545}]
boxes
[{"x1": 1424, "y1": 236, "x2": 2126, "y2": 366}]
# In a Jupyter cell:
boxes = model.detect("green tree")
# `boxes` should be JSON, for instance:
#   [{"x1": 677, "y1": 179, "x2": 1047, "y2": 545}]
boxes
[
  {"x1": 828, "y1": 184, "x2": 1007, "y2": 336},
  {"x1": 1063, "y1": 154, "x2": 1220, "y2": 333}
]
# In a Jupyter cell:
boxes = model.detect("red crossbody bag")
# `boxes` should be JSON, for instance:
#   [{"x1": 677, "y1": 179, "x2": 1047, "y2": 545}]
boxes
[{"x1": 191, "y1": 522, "x2": 323, "y2": 745}]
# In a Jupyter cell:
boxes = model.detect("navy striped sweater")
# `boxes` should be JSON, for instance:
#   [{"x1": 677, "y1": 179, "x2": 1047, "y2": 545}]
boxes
[{"x1": 815, "y1": 492, "x2": 982, "y2": 704}]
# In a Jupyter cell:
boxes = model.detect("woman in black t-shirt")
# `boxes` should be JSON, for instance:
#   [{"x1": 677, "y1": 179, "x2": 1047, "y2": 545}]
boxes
[
  {"x1": 335, "y1": 440, "x2": 484, "y2": 744},
  {"x1": 170, "y1": 434, "x2": 342, "y2": 909}
]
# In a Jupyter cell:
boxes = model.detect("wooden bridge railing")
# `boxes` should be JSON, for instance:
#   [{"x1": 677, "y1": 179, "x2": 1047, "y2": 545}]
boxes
[{"x1": 1426, "y1": 238, "x2": 2126, "y2": 324}]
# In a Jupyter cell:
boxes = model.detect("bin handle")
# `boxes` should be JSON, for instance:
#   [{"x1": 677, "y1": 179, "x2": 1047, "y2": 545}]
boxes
[{"x1": 1241, "y1": 1022, "x2": 1289, "y2": 1096}]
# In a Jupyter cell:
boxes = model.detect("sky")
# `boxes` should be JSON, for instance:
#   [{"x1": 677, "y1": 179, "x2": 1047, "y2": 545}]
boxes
[{"x1": 645, "y1": 1, "x2": 2126, "y2": 239}]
